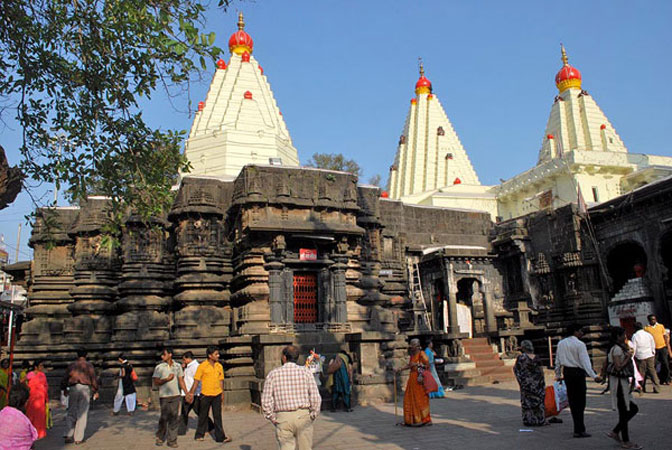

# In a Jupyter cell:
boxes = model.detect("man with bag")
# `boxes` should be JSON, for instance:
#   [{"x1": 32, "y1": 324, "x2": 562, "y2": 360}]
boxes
[
  {"x1": 555, "y1": 324, "x2": 602, "y2": 438},
  {"x1": 112, "y1": 353, "x2": 137, "y2": 416}
]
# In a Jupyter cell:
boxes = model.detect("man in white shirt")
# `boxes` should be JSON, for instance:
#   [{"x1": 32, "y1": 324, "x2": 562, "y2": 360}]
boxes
[
  {"x1": 178, "y1": 351, "x2": 214, "y2": 436},
  {"x1": 631, "y1": 322, "x2": 660, "y2": 393},
  {"x1": 555, "y1": 323, "x2": 602, "y2": 438}
]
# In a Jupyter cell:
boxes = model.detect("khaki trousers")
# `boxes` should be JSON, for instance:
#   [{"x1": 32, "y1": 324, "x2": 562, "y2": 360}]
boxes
[{"x1": 274, "y1": 409, "x2": 314, "y2": 450}]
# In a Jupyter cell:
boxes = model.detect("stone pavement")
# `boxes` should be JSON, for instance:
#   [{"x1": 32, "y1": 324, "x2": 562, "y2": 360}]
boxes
[{"x1": 35, "y1": 381, "x2": 671, "y2": 450}]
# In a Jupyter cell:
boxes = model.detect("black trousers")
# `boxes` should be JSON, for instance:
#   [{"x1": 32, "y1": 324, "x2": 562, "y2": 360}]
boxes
[
  {"x1": 157, "y1": 396, "x2": 181, "y2": 444},
  {"x1": 613, "y1": 382, "x2": 638, "y2": 442},
  {"x1": 195, "y1": 394, "x2": 226, "y2": 441},
  {"x1": 563, "y1": 367, "x2": 587, "y2": 434},
  {"x1": 178, "y1": 395, "x2": 214, "y2": 436},
  {"x1": 655, "y1": 347, "x2": 670, "y2": 383}
]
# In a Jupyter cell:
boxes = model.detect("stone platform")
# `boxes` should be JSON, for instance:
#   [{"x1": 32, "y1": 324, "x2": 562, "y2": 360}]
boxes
[{"x1": 34, "y1": 380, "x2": 671, "y2": 449}]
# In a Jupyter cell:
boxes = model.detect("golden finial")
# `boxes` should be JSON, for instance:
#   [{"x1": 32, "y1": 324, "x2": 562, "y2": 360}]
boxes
[
  {"x1": 238, "y1": 11, "x2": 245, "y2": 30},
  {"x1": 418, "y1": 57, "x2": 425, "y2": 77},
  {"x1": 560, "y1": 43, "x2": 569, "y2": 66}
]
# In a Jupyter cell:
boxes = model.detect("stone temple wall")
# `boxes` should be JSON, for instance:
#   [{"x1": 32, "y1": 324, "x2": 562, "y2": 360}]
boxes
[{"x1": 14, "y1": 165, "x2": 517, "y2": 407}]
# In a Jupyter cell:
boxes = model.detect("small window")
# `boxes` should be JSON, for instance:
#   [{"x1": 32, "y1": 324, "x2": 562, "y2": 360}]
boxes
[
  {"x1": 609, "y1": 137, "x2": 614, "y2": 144},
  {"x1": 592, "y1": 187, "x2": 599, "y2": 202}
]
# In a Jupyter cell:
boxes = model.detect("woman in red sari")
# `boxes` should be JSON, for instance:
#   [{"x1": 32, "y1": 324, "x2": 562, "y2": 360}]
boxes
[
  {"x1": 25, "y1": 359, "x2": 49, "y2": 439},
  {"x1": 397, "y1": 338, "x2": 432, "y2": 426}
]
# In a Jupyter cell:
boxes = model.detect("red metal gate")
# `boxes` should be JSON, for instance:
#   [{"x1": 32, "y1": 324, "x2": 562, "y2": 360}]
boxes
[{"x1": 293, "y1": 272, "x2": 318, "y2": 323}]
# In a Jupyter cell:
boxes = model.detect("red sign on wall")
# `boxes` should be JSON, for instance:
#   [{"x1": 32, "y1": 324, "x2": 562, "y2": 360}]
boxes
[{"x1": 299, "y1": 248, "x2": 317, "y2": 261}]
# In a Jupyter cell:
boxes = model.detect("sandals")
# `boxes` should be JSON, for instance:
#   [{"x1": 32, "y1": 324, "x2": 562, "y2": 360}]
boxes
[
  {"x1": 621, "y1": 443, "x2": 643, "y2": 450},
  {"x1": 605, "y1": 431, "x2": 621, "y2": 443}
]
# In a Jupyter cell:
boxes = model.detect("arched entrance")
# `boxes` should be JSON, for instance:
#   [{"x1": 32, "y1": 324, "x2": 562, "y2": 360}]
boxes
[
  {"x1": 456, "y1": 277, "x2": 483, "y2": 336},
  {"x1": 606, "y1": 241, "x2": 647, "y2": 295}
]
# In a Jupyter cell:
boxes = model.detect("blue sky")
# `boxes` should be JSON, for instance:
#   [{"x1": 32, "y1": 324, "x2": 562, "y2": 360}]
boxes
[{"x1": 1, "y1": 0, "x2": 671, "y2": 262}]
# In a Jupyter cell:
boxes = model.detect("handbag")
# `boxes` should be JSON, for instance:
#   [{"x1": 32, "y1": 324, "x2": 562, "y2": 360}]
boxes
[
  {"x1": 419, "y1": 367, "x2": 439, "y2": 394},
  {"x1": 606, "y1": 346, "x2": 634, "y2": 379},
  {"x1": 544, "y1": 381, "x2": 568, "y2": 417}
]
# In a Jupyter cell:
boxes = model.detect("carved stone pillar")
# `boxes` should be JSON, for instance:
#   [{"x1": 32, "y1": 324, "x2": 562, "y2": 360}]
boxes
[
  {"x1": 264, "y1": 254, "x2": 285, "y2": 324},
  {"x1": 169, "y1": 177, "x2": 231, "y2": 340},
  {"x1": 331, "y1": 254, "x2": 349, "y2": 324},
  {"x1": 65, "y1": 198, "x2": 120, "y2": 344},
  {"x1": 446, "y1": 260, "x2": 460, "y2": 333},
  {"x1": 114, "y1": 216, "x2": 172, "y2": 342},
  {"x1": 481, "y1": 279, "x2": 498, "y2": 333},
  {"x1": 19, "y1": 208, "x2": 77, "y2": 345}
]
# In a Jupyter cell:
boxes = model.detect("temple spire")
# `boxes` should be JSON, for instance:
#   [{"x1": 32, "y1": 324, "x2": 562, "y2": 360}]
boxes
[
  {"x1": 560, "y1": 43, "x2": 569, "y2": 66},
  {"x1": 237, "y1": 11, "x2": 245, "y2": 30}
]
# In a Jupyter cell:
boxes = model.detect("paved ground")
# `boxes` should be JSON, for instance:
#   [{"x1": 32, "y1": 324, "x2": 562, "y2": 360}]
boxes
[{"x1": 35, "y1": 381, "x2": 671, "y2": 450}]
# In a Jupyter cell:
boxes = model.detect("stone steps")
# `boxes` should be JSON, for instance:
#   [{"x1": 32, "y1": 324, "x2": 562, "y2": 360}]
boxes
[{"x1": 444, "y1": 337, "x2": 515, "y2": 386}]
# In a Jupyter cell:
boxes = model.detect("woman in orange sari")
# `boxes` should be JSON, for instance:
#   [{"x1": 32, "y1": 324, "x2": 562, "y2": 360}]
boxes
[
  {"x1": 397, "y1": 338, "x2": 432, "y2": 426},
  {"x1": 25, "y1": 359, "x2": 49, "y2": 439}
]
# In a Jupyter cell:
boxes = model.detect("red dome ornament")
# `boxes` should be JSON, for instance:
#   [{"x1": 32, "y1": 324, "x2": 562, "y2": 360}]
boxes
[
  {"x1": 258, "y1": 65, "x2": 264, "y2": 75},
  {"x1": 415, "y1": 60, "x2": 432, "y2": 94},
  {"x1": 229, "y1": 12, "x2": 254, "y2": 55},
  {"x1": 216, "y1": 59, "x2": 227, "y2": 70},
  {"x1": 241, "y1": 51, "x2": 250, "y2": 62},
  {"x1": 244, "y1": 91, "x2": 253, "y2": 100},
  {"x1": 547, "y1": 134, "x2": 554, "y2": 139},
  {"x1": 453, "y1": 178, "x2": 461, "y2": 185},
  {"x1": 600, "y1": 124, "x2": 607, "y2": 130},
  {"x1": 410, "y1": 98, "x2": 417, "y2": 104},
  {"x1": 381, "y1": 191, "x2": 389, "y2": 198},
  {"x1": 555, "y1": 45, "x2": 582, "y2": 93},
  {"x1": 198, "y1": 101, "x2": 205, "y2": 111}
]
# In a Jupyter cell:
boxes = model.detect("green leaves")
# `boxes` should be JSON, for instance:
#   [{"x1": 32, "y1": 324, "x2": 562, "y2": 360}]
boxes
[{"x1": 0, "y1": 0, "x2": 234, "y2": 235}]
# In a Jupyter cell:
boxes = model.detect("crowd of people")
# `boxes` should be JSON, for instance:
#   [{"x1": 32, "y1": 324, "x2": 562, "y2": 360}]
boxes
[
  {"x1": 0, "y1": 315, "x2": 669, "y2": 449},
  {"x1": 513, "y1": 315, "x2": 672, "y2": 450}
]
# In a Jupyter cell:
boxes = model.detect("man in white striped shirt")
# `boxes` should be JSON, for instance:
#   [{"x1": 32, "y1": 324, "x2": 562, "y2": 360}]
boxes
[
  {"x1": 261, "y1": 345, "x2": 321, "y2": 450},
  {"x1": 555, "y1": 323, "x2": 602, "y2": 438}
]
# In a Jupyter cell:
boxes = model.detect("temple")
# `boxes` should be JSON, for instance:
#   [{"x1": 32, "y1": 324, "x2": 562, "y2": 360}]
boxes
[
  {"x1": 388, "y1": 62, "x2": 498, "y2": 219},
  {"x1": 183, "y1": 13, "x2": 299, "y2": 179},
  {"x1": 7, "y1": 19, "x2": 672, "y2": 409}
]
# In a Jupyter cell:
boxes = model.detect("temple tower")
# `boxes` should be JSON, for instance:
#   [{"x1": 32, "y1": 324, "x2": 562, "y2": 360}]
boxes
[
  {"x1": 497, "y1": 46, "x2": 672, "y2": 220},
  {"x1": 183, "y1": 13, "x2": 300, "y2": 179},
  {"x1": 389, "y1": 62, "x2": 480, "y2": 198},
  {"x1": 387, "y1": 63, "x2": 498, "y2": 219}
]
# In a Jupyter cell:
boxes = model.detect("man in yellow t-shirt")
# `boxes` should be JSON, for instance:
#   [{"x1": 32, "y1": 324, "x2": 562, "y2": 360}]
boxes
[
  {"x1": 186, "y1": 346, "x2": 229, "y2": 442},
  {"x1": 645, "y1": 315, "x2": 670, "y2": 384}
]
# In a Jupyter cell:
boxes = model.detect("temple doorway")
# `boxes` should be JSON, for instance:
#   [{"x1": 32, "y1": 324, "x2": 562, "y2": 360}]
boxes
[
  {"x1": 457, "y1": 277, "x2": 481, "y2": 336},
  {"x1": 606, "y1": 242, "x2": 647, "y2": 295},
  {"x1": 293, "y1": 272, "x2": 318, "y2": 323}
]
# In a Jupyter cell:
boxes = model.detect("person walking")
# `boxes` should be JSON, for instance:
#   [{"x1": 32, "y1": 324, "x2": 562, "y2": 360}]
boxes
[
  {"x1": 632, "y1": 322, "x2": 659, "y2": 393},
  {"x1": 153, "y1": 347, "x2": 188, "y2": 448},
  {"x1": 261, "y1": 345, "x2": 322, "y2": 450},
  {"x1": 325, "y1": 350, "x2": 353, "y2": 412},
  {"x1": 178, "y1": 351, "x2": 214, "y2": 436},
  {"x1": 555, "y1": 323, "x2": 602, "y2": 438},
  {"x1": 396, "y1": 338, "x2": 432, "y2": 427},
  {"x1": 602, "y1": 327, "x2": 642, "y2": 450},
  {"x1": 0, "y1": 383, "x2": 38, "y2": 450},
  {"x1": 61, "y1": 349, "x2": 99, "y2": 445},
  {"x1": 186, "y1": 346, "x2": 230, "y2": 443},
  {"x1": 644, "y1": 315, "x2": 670, "y2": 384},
  {"x1": 424, "y1": 341, "x2": 446, "y2": 399},
  {"x1": 112, "y1": 354, "x2": 137, "y2": 415},
  {"x1": 513, "y1": 340, "x2": 547, "y2": 426},
  {"x1": 25, "y1": 360, "x2": 49, "y2": 439}
]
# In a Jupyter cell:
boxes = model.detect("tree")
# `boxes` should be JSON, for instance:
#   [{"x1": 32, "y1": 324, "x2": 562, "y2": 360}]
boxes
[
  {"x1": 305, "y1": 153, "x2": 362, "y2": 177},
  {"x1": 0, "y1": 0, "x2": 235, "y2": 227},
  {"x1": 0, "y1": 145, "x2": 23, "y2": 210},
  {"x1": 367, "y1": 174, "x2": 381, "y2": 187}
]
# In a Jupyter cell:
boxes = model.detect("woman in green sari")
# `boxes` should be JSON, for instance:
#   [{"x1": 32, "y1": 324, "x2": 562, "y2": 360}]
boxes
[{"x1": 326, "y1": 351, "x2": 353, "y2": 412}]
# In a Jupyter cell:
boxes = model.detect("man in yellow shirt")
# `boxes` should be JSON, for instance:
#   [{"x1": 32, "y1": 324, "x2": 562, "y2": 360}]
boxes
[
  {"x1": 186, "y1": 346, "x2": 230, "y2": 443},
  {"x1": 645, "y1": 315, "x2": 670, "y2": 384}
]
